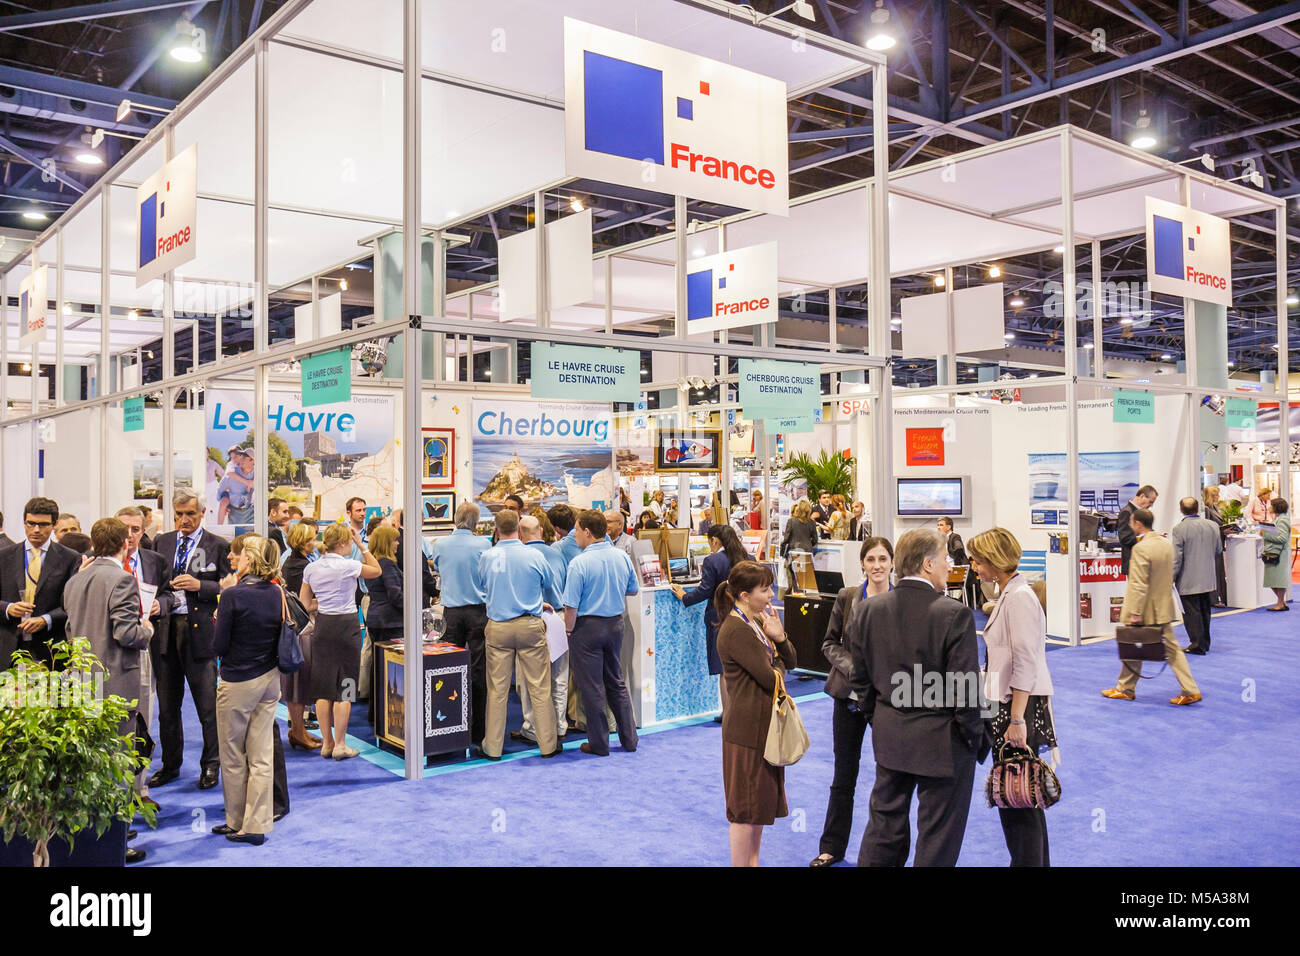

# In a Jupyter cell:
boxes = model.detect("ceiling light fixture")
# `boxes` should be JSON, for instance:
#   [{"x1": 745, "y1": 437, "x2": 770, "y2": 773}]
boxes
[
  {"x1": 1083, "y1": 342, "x2": 1095, "y2": 350},
  {"x1": 339, "y1": 278, "x2": 348, "y2": 292},
  {"x1": 933, "y1": 274, "x2": 945, "y2": 288},
  {"x1": 21, "y1": 362, "x2": 30, "y2": 372},
  {"x1": 1161, "y1": 353, "x2": 1172, "y2": 360},
  {"x1": 1119, "y1": 316, "x2": 1135, "y2": 325},
  {"x1": 128, "y1": 310, "x2": 139, "y2": 321},
  {"x1": 170, "y1": 16, "x2": 206, "y2": 63},
  {"x1": 1053, "y1": 244, "x2": 1065, "y2": 254},
  {"x1": 62, "y1": 303, "x2": 71, "y2": 315},
  {"x1": 1009, "y1": 296, "x2": 1025, "y2": 308},
  {"x1": 570, "y1": 197, "x2": 584, "y2": 213},
  {"x1": 1287, "y1": 292, "x2": 1298, "y2": 306},
  {"x1": 866, "y1": 0, "x2": 896, "y2": 50},
  {"x1": 1004, "y1": 332, "x2": 1015, "y2": 341},
  {"x1": 1131, "y1": 110, "x2": 1158, "y2": 151},
  {"x1": 21, "y1": 209, "x2": 47, "y2": 221},
  {"x1": 988, "y1": 264, "x2": 1001, "y2": 279}
]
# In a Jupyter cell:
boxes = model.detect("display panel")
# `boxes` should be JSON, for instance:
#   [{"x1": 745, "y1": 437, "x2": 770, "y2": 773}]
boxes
[
  {"x1": 896, "y1": 477, "x2": 967, "y2": 517},
  {"x1": 654, "y1": 429, "x2": 722, "y2": 473}
]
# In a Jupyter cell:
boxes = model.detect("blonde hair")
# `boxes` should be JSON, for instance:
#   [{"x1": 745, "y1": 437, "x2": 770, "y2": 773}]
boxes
[
  {"x1": 369, "y1": 525, "x2": 398, "y2": 561},
  {"x1": 967, "y1": 527, "x2": 1022, "y2": 574},
  {"x1": 791, "y1": 499, "x2": 812, "y2": 522},
  {"x1": 287, "y1": 522, "x2": 316, "y2": 556},
  {"x1": 1202, "y1": 485, "x2": 1220, "y2": 507},
  {"x1": 322, "y1": 522, "x2": 352, "y2": 553},
  {"x1": 241, "y1": 534, "x2": 279, "y2": 578},
  {"x1": 831, "y1": 493, "x2": 847, "y2": 514}
]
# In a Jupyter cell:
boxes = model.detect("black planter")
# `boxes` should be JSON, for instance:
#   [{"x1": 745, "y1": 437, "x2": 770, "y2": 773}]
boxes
[{"x1": 1, "y1": 818, "x2": 128, "y2": 867}]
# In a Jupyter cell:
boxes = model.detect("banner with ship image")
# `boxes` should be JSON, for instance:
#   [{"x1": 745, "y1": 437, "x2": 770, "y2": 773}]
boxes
[
  {"x1": 1028, "y1": 450, "x2": 1139, "y2": 526},
  {"x1": 471, "y1": 399, "x2": 616, "y2": 512}
]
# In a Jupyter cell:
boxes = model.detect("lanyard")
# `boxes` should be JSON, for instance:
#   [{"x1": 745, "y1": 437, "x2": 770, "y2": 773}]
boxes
[{"x1": 732, "y1": 607, "x2": 772, "y2": 653}]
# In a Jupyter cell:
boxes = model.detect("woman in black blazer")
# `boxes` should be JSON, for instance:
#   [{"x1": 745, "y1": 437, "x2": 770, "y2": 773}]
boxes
[
  {"x1": 363, "y1": 526, "x2": 403, "y2": 722},
  {"x1": 780, "y1": 500, "x2": 820, "y2": 595},
  {"x1": 672, "y1": 525, "x2": 749, "y2": 720},
  {"x1": 1203, "y1": 485, "x2": 1228, "y2": 607}
]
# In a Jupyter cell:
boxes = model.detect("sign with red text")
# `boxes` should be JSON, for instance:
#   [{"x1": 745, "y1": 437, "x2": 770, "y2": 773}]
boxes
[
  {"x1": 137, "y1": 143, "x2": 198, "y2": 287},
  {"x1": 1079, "y1": 555, "x2": 1125, "y2": 583},
  {"x1": 564, "y1": 18, "x2": 789, "y2": 216},
  {"x1": 686, "y1": 242, "x2": 778, "y2": 334},
  {"x1": 905, "y1": 427, "x2": 945, "y2": 466},
  {"x1": 1145, "y1": 196, "x2": 1231, "y2": 307},
  {"x1": 17, "y1": 264, "x2": 48, "y2": 349}
]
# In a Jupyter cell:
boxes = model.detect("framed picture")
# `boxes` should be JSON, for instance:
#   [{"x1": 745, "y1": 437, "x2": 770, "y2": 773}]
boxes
[
  {"x1": 655, "y1": 429, "x2": 722, "y2": 473},
  {"x1": 421, "y1": 428, "x2": 455, "y2": 490},
  {"x1": 422, "y1": 491, "x2": 456, "y2": 527}
]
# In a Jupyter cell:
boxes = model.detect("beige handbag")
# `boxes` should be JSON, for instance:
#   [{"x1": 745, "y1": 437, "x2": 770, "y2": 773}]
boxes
[{"x1": 764, "y1": 669, "x2": 810, "y2": 767}]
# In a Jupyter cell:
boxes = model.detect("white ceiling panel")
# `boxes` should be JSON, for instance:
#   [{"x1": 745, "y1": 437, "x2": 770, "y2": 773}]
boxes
[{"x1": 174, "y1": 56, "x2": 255, "y2": 200}]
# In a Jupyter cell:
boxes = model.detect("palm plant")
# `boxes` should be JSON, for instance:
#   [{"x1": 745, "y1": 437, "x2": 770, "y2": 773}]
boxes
[{"x1": 781, "y1": 449, "x2": 856, "y2": 499}]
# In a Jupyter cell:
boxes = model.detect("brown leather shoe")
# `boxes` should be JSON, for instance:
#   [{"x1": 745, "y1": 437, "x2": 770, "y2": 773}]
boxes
[
  {"x1": 1101, "y1": 687, "x2": 1135, "y2": 700},
  {"x1": 1169, "y1": 692, "x2": 1203, "y2": 706}
]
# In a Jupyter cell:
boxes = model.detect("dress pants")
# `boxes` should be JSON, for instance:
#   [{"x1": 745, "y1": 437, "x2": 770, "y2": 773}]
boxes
[
  {"x1": 215, "y1": 667, "x2": 280, "y2": 836},
  {"x1": 443, "y1": 604, "x2": 487, "y2": 744},
  {"x1": 817, "y1": 696, "x2": 870, "y2": 859},
  {"x1": 482, "y1": 615, "x2": 555, "y2": 759},
  {"x1": 858, "y1": 751, "x2": 976, "y2": 867},
  {"x1": 153, "y1": 614, "x2": 220, "y2": 773},
  {"x1": 1115, "y1": 623, "x2": 1199, "y2": 696},
  {"x1": 1180, "y1": 590, "x2": 1213, "y2": 654},
  {"x1": 569, "y1": 614, "x2": 638, "y2": 756},
  {"x1": 519, "y1": 649, "x2": 568, "y2": 741},
  {"x1": 998, "y1": 807, "x2": 1050, "y2": 866},
  {"x1": 135, "y1": 650, "x2": 156, "y2": 796},
  {"x1": 963, "y1": 569, "x2": 980, "y2": 609},
  {"x1": 271, "y1": 723, "x2": 289, "y2": 819}
]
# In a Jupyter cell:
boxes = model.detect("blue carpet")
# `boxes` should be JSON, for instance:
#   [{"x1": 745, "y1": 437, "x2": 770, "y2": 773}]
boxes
[{"x1": 137, "y1": 606, "x2": 1300, "y2": 866}]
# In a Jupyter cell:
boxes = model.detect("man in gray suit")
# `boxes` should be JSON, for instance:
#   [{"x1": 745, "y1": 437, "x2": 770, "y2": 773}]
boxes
[
  {"x1": 1172, "y1": 497, "x2": 1222, "y2": 656},
  {"x1": 63, "y1": 516, "x2": 154, "y2": 864}
]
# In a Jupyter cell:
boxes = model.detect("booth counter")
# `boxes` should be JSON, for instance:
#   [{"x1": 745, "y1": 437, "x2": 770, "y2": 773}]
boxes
[
  {"x1": 626, "y1": 586, "x2": 718, "y2": 727},
  {"x1": 372, "y1": 640, "x2": 472, "y2": 760},
  {"x1": 1046, "y1": 552, "x2": 1128, "y2": 639},
  {"x1": 1225, "y1": 535, "x2": 1289, "y2": 608}
]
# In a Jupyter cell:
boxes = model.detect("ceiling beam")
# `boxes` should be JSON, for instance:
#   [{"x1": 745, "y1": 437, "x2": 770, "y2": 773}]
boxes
[{"x1": 0, "y1": 0, "x2": 199, "y2": 33}]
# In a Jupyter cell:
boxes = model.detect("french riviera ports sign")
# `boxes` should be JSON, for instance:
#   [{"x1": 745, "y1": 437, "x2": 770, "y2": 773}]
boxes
[
  {"x1": 1113, "y1": 389, "x2": 1155, "y2": 424},
  {"x1": 137, "y1": 143, "x2": 198, "y2": 287},
  {"x1": 1144, "y1": 196, "x2": 1231, "y2": 307},
  {"x1": 17, "y1": 263, "x2": 48, "y2": 349},
  {"x1": 564, "y1": 18, "x2": 789, "y2": 216},
  {"x1": 531, "y1": 343, "x2": 640, "y2": 404},
  {"x1": 686, "y1": 242, "x2": 778, "y2": 334}
]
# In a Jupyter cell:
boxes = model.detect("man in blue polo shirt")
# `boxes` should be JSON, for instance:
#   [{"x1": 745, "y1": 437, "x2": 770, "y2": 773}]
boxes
[
  {"x1": 548, "y1": 503, "x2": 582, "y2": 567},
  {"x1": 564, "y1": 509, "x2": 640, "y2": 757},
  {"x1": 478, "y1": 509, "x2": 561, "y2": 761},
  {"x1": 514, "y1": 514, "x2": 569, "y2": 745},
  {"x1": 431, "y1": 501, "x2": 491, "y2": 746}
]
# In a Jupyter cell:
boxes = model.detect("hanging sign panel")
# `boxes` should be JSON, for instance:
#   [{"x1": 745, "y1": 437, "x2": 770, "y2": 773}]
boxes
[
  {"x1": 1144, "y1": 196, "x2": 1231, "y2": 307},
  {"x1": 136, "y1": 143, "x2": 198, "y2": 287},
  {"x1": 1225, "y1": 397, "x2": 1256, "y2": 430},
  {"x1": 563, "y1": 18, "x2": 789, "y2": 217},
  {"x1": 685, "y1": 241, "x2": 778, "y2": 334},
  {"x1": 1113, "y1": 389, "x2": 1155, "y2": 424},
  {"x1": 738, "y1": 359, "x2": 820, "y2": 419},
  {"x1": 531, "y1": 342, "x2": 640, "y2": 404},
  {"x1": 17, "y1": 264, "x2": 48, "y2": 349},
  {"x1": 300, "y1": 348, "x2": 352, "y2": 408},
  {"x1": 765, "y1": 414, "x2": 814, "y2": 434},
  {"x1": 123, "y1": 396, "x2": 145, "y2": 432}
]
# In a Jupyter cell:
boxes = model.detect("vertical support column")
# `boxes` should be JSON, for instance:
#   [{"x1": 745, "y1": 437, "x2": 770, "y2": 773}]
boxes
[
  {"x1": 253, "y1": 38, "x2": 270, "y2": 537},
  {"x1": 31, "y1": 247, "x2": 40, "y2": 420},
  {"x1": 942, "y1": 265, "x2": 956, "y2": 397},
  {"x1": 869, "y1": 62, "x2": 894, "y2": 544},
  {"x1": 603, "y1": 256, "x2": 614, "y2": 335},
  {"x1": 1278, "y1": 204, "x2": 1292, "y2": 509},
  {"x1": 1090, "y1": 238, "x2": 1103, "y2": 377},
  {"x1": 1180, "y1": 175, "x2": 1201, "y2": 492},
  {"x1": 1061, "y1": 131, "x2": 1081, "y2": 647},
  {"x1": 55, "y1": 230, "x2": 64, "y2": 407},
  {"x1": 400, "y1": 0, "x2": 425, "y2": 780},
  {"x1": 163, "y1": 126, "x2": 176, "y2": 395},
  {"x1": 100, "y1": 187, "x2": 111, "y2": 406},
  {"x1": 1, "y1": 272, "x2": 7, "y2": 422},
  {"x1": 162, "y1": 383, "x2": 174, "y2": 535},
  {"x1": 535, "y1": 188, "x2": 549, "y2": 330}
]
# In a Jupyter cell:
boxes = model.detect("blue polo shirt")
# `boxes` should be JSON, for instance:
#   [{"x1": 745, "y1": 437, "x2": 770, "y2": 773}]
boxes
[
  {"x1": 431, "y1": 528, "x2": 490, "y2": 607},
  {"x1": 551, "y1": 528, "x2": 581, "y2": 567},
  {"x1": 527, "y1": 539, "x2": 568, "y2": 597},
  {"x1": 564, "y1": 539, "x2": 640, "y2": 617},
  {"x1": 478, "y1": 539, "x2": 558, "y2": 621}
]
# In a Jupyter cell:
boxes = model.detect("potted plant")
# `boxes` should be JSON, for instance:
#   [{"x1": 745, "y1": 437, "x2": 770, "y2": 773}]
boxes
[
  {"x1": 0, "y1": 638, "x2": 155, "y2": 867},
  {"x1": 1220, "y1": 499, "x2": 1243, "y2": 525},
  {"x1": 781, "y1": 449, "x2": 856, "y2": 500}
]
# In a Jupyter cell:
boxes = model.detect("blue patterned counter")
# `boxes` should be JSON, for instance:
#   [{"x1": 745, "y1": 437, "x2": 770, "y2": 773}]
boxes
[{"x1": 626, "y1": 586, "x2": 719, "y2": 726}]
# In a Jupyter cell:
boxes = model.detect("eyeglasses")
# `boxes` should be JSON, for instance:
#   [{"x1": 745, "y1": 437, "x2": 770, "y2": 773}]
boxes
[{"x1": 24, "y1": 520, "x2": 53, "y2": 529}]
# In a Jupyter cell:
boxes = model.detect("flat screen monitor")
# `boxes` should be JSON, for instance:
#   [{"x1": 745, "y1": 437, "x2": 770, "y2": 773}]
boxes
[{"x1": 896, "y1": 477, "x2": 969, "y2": 518}]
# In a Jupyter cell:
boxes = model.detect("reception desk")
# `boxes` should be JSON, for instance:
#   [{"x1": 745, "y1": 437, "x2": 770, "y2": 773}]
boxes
[
  {"x1": 625, "y1": 586, "x2": 718, "y2": 727},
  {"x1": 1046, "y1": 552, "x2": 1130, "y2": 639},
  {"x1": 1225, "y1": 535, "x2": 1289, "y2": 608}
]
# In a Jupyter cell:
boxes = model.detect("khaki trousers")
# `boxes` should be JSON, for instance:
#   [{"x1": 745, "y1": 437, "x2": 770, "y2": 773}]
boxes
[
  {"x1": 1116, "y1": 623, "x2": 1199, "y2": 696},
  {"x1": 484, "y1": 615, "x2": 555, "y2": 758},
  {"x1": 215, "y1": 667, "x2": 281, "y2": 835}
]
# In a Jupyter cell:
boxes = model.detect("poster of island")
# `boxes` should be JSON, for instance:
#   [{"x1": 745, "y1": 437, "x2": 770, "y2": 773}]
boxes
[
  {"x1": 1028, "y1": 450, "x2": 1139, "y2": 525},
  {"x1": 471, "y1": 399, "x2": 616, "y2": 513},
  {"x1": 204, "y1": 388, "x2": 396, "y2": 535}
]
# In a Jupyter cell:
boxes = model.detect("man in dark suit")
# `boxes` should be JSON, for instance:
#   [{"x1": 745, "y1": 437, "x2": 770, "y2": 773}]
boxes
[
  {"x1": 1117, "y1": 484, "x2": 1158, "y2": 576},
  {"x1": 937, "y1": 516, "x2": 978, "y2": 607},
  {"x1": 0, "y1": 497, "x2": 81, "y2": 669},
  {"x1": 848, "y1": 528, "x2": 984, "y2": 867},
  {"x1": 811, "y1": 490, "x2": 834, "y2": 538},
  {"x1": 1171, "y1": 497, "x2": 1221, "y2": 656},
  {"x1": 848, "y1": 501, "x2": 870, "y2": 542},
  {"x1": 267, "y1": 497, "x2": 290, "y2": 554},
  {"x1": 150, "y1": 492, "x2": 231, "y2": 791}
]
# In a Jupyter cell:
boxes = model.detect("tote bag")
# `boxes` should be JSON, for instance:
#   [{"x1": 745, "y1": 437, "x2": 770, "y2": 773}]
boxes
[{"x1": 764, "y1": 669, "x2": 810, "y2": 766}]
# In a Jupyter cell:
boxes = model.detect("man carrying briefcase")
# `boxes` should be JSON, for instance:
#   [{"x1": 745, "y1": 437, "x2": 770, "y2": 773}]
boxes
[{"x1": 1101, "y1": 508, "x2": 1201, "y2": 706}]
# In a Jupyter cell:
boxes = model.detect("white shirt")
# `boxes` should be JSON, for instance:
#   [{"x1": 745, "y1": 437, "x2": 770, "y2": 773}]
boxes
[
  {"x1": 302, "y1": 552, "x2": 363, "y2": 614},
  {"x1": 901, "y1": 575, "x2": 936, "y2": 590}
]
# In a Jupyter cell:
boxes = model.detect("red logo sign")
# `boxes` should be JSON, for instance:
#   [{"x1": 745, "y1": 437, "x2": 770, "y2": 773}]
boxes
[
  {"x1": 905, "y1": 427, "x2": 945, "y2": 466},
  {"x1": 1079, "y1": 556, "x2": 1124, "y2": 582}
]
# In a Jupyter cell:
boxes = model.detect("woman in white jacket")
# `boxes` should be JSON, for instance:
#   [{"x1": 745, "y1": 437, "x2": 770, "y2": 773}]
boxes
[{"x1": 968, "y1": 527, "x2": 1058, "y2": 868}]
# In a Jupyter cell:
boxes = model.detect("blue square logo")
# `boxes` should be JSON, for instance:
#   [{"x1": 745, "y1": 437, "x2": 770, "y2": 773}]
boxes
[
  {"x1": 139, "y1": 192, "x2": 158, "y2": 267},
  {"x1": 687, "y1": 269, "x2": 714, "y2": 321},
  {"x1": 677, "y1": 97, "x2": 693, "y2": 120},
  {"x1": 584, "y1": 51, "x2": 664, "y2": 165},
  {"x1": 1152, "y1": 214, "x2": 1184, "y2": 281},
  {"x1": 718, "y1": 277, "x2": 727, "y2": 289}
]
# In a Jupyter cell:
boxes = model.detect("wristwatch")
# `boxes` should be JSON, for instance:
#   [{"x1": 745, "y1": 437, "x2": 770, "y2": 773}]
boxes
[{"x1": 1009, "y1": 718, "x2": 1026, "y2": 726}]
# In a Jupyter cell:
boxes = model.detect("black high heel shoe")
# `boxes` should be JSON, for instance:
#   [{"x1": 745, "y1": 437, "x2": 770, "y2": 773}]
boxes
[{"x1": 226, "y1": 832, "x2": 266, "y2": 845}]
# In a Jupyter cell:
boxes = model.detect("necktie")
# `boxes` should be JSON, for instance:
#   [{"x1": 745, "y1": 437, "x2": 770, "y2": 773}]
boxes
[
  {"x1": 175, "y1": 535, "x2": 193, "y2": 574},
  {"x1": 24, "y1": 548, "x2": 41, "y2": 603},
  {"x1": 124, "y1": 556, "x2": 135, "y2": 575}
]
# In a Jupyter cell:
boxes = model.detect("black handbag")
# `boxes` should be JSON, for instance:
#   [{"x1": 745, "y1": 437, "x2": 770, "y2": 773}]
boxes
[
  {"x1": 1261, "y1": 550, "x2": 1282, "y2": 566},
  {"x1": 1115, "y1": 625, "x2": 1166, "y2": 662},
  {"x1": 277, "y1": 586, "x2": 305, "y2": 674}
]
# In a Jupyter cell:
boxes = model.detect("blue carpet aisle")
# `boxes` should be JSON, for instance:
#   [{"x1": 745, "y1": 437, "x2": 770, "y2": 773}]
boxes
[{"x1": 138, "y1": 606, "x2": 1300, "y2": 866}]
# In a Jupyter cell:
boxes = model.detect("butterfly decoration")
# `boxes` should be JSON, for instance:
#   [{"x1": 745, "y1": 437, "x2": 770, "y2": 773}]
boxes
[
  {"x1": 435, "y1": 679, "x2": 444, "y2": 691},
  {"x1": 436, "y1": 710, "x2": 447, "y2": 722},
  {"x1": 449, "y1": 690, "x2": 458, "y2": 701}
]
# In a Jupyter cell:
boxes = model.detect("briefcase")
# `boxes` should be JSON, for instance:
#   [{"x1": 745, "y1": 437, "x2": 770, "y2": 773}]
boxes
[{"x1": 1115, "y1": 625, "x2": 1166, "y2": 662}]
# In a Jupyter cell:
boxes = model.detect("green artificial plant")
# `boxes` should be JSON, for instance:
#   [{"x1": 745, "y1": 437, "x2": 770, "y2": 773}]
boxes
[
  {"x1": 0, "y1": 638, "x2": 155, "y2": 867},
  {"x1": 781, "y1": 449, "x2": 856, "y2": 500},
  {"x1": 1220, "y1": 499, "x2": 1243, "y2": 523}
]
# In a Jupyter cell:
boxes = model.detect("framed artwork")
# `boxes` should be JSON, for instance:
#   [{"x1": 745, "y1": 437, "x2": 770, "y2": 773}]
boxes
[
  {"x1": 422, "y1": 491, "x2": 456, "y2": 527},
  {"x1": 655, "y1": 429, "x2": 722, "y2": 473},
  {"x1": 421, "y1": 428, "x2": 455, "y2": 490}
]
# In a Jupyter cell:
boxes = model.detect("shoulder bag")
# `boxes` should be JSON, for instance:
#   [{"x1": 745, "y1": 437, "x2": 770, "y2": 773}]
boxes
[
  {"x1": 764, "y1": 669, "x2": 810, "y2": 767},
  {"x1": 985, "y1": 744, "x2": 1061, "y2": 810},
  {"x1": 1114, "y1": 624, "x2": 1167, "y2": 680},
  {"x1": 277, "y1": 585, "x2": 305, "y2": 674}
]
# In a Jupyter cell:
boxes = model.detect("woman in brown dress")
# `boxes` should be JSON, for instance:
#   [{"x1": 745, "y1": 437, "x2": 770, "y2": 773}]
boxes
[{"x1": 716, "y1": 560, "x2": 797, "y2": 866}]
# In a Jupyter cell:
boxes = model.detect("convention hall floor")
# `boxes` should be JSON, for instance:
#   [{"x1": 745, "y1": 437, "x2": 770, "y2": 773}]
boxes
[{"x1": 137, "y1": 605, "x2": 1298, "y2": 867}]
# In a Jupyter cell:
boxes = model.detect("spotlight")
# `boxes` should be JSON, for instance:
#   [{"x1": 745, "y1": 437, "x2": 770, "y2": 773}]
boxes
[
  {"x1": 988, "y1": 265, "x2": 1001, "y2": 279},
  {"x1": 1227, "y1": 361, "x2": 1235, "y2": 367},
  {"x1": 62, "y1": 303, "x2": 71, "y2": 315},
  {"x1": 1004, "y1": 332, "x2": 1015, "y2": 341},
  {"x1": 1009, "y1": 296, "x2": 1025, "y2": 308},
  {"x1": 75, "y1": 150, "x2": 103, "y2": 167},
  {"x1": 1083, "y1": 342, "x2": 1095, "y2": 350},
  {"x1": 1119, "y1": 317, "x2": 1135, "y2": 325},
  {"x1": 339, "y1": 278, "x2": 348, "y2": 292},
  {"x1": 1053, "y1": 244, "x2": 1065, "y2": 254},
  {"x1": 1161, "y1": 353, "x2": 1172, "y2": 360},
  {"x1": 21, "y1": 362, "x2": 30, "y2": 372},
  {"x1": 170, "y1": 17, "x2": 205, "y2": 63},
  {"x1": 1131, "y1": 111, "x2": 1158, "y2": 151},
  {"x1": 22, "y1": 209, "x2": 47, "y2": 221},
  {"x1": 1287, "y1": 292, "x2": 1298, "y2": 306},
  {"x1": 128, "y1": 310, "x2": 139, "y2": 321},
  {"x1": 866, "y1": 0, "x2": 896, "y2": 50},
  {"x1": 570, "y1": 197, "x2": 584, "y2": 213},
  {"x1": 933, "y1": 274, "x2": 945, "y2": 288}
]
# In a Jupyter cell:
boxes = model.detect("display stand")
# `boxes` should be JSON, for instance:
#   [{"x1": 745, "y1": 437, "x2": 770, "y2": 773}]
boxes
[
  {"x1": 1046, "y1": 552, "x2": 1128, "y2": 639},
  {"x1": 1225, "y1": 535, "x2": 1289, "y2": 608},
  {"x1": 373, "y1": 640, "x2": 472, "y2": 760},
  {"x1": 625, "y1": 586, "x2": 718, "y2": 725}
]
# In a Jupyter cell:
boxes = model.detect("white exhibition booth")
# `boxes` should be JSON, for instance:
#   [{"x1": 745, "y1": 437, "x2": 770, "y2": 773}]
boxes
[{"x1": 0, "y1": 0, "x2": 1292, "y2": 778}]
